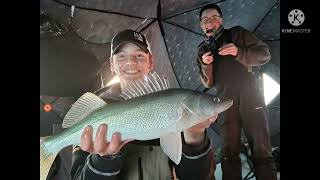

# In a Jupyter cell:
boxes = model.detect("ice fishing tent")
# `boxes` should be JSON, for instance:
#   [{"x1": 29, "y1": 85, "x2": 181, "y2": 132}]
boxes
[{"x1": 40, "y1": 0, "x2": 280, "y2": 178}]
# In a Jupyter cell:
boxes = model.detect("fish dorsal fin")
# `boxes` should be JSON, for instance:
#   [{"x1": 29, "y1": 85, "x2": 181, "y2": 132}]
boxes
[
  {"x1": 120, "y1": 72, "x2": 170, "y2": 100},
  {"x1": 62, "y1": 92, "x2": 107, "y2": 128}
]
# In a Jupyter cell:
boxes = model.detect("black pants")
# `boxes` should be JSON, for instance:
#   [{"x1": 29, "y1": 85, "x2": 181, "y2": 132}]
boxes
[{"x1": 214, "y1": 58, "x2": 277, "y2": 180}]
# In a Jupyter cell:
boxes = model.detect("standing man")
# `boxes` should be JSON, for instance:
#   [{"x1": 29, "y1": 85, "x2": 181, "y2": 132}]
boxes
[{"x1": 197, "y1": 4, "x2": 277, "y2": 180}]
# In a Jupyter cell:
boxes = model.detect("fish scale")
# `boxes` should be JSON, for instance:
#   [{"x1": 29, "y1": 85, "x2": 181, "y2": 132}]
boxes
[
  {"x1": 44, "y1": 90, "x2": 184, "y2": 153},
  {"x1": 79, "y1": 91, "x2": 185, "y2": 141}
]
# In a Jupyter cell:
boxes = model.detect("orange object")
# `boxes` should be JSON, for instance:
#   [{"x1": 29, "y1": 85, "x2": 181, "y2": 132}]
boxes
[{"x1": 43, "y1": 104, "x2": 52, "y2": 112}]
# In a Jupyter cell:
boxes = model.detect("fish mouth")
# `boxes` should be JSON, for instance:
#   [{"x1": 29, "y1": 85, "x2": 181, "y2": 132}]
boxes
[
  {"x1": 220, "y1": 99, "x2": 233, "y2": 110},
  {"x1": 213, "y1": 97, "x2": 233, "y2": 114}
]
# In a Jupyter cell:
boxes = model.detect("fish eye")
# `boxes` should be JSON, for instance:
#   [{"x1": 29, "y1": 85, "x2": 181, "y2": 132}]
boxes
[{"x1": 213, "y1": 97, "x2": 220, "y2": 102}]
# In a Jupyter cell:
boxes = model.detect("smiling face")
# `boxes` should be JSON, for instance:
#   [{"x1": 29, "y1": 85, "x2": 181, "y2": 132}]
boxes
[
  {"x1": 200, "y1": 8, "x2": 223, "y2": 37},
  {"x1": 110, "y1": 42, "x2": 154, "y2": 88}
]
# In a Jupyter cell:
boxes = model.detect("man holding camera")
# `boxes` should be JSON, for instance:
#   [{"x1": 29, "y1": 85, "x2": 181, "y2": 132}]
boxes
[{"x1": 197, "y1": 4, "x2": 277, "y2": 180}]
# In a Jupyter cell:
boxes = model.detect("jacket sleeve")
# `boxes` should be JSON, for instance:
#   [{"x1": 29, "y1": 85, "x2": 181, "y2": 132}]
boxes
[
  {"x1": 175, "y1": 132, "x2": 216, "y2": 180},
  {"x1": 232, "y1": 26, "x2": 271, "y2": 67},
  {"x1": 197, "y1": 54, "x2": 214, "y2": 88},
  {"x1": 70, "y1": 146, "x2": 123, "y2": 180}
]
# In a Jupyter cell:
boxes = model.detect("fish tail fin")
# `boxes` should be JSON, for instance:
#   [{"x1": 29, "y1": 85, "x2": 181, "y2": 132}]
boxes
[{"x1": 40, "y1": 140, "x2": 58, "y2": 180}]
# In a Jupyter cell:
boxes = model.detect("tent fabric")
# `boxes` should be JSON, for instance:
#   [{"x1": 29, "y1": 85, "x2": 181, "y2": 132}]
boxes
[{"x1": 40, "y1": 0, "x2": 280, "y2": 148}]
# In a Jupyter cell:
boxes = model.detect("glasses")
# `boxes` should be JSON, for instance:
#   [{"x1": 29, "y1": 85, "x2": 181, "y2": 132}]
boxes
[{"x1": 200, "y1": 15, "x2": 221, "y2": 24}]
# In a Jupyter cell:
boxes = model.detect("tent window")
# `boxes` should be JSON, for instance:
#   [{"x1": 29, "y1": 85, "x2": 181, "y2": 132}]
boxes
[{"x1": 263, "y1": 73, "x2": 280, "y2": 105}]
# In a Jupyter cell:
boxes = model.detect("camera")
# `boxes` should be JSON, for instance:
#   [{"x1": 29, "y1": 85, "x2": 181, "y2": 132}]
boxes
[
  {"x1": 198, "y1": 26, "x2": 225, "y2": 60},
  {"x1": 199, "y1": 36, "x2": 218, "y2": 56},
  {"x1": 198, "y1": 36, "x2": 220, "y2": 59}
]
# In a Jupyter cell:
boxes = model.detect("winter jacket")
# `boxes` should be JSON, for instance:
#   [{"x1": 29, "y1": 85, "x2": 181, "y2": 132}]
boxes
[{"x1": 197, "y1": 26, "x2": 271, "y2": 88}]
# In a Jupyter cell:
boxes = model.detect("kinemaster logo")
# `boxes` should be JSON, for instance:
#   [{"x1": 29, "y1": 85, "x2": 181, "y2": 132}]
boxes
[{"x1": 282, "y1": 9, "x2": 311, "y2": 34}]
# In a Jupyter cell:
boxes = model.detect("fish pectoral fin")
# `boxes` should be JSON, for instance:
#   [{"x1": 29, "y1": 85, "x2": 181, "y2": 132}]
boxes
[
  {"x1": 160, "y1": 132, "x2": 182, "y2": 165},
  {"x1": 179, "y1": 103, "x2": 194, "y2": 119},
  {"x1": 62, "y1": 92, "x2": 107, "y2": 128}
]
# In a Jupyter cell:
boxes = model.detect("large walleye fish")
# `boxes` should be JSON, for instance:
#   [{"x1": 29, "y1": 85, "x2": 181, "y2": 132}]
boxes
[{"x1": 40, "y1": 72, "x2": 233, "y2": 180}]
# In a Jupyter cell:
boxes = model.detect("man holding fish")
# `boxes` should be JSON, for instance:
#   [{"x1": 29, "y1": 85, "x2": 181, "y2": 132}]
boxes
[{"x1": 70, "y1": 30, "x2": 220, "y2": 180}]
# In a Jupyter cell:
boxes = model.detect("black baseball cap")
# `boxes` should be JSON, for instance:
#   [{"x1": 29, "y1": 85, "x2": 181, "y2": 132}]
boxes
[{"x1": 110, "y1": 29, "x2": 152, "y2": 56}]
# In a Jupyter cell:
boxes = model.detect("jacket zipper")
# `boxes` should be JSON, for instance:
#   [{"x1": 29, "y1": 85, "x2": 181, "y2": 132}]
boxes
[{"x1": 138, "y1": 157, "x2": 143, "y2": 180}]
